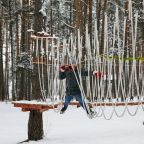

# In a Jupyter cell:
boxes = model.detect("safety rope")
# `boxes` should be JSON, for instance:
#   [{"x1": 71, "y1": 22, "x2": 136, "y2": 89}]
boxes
[{"x1": 33, "y1": 0, "x2": 144, "y2": 120}]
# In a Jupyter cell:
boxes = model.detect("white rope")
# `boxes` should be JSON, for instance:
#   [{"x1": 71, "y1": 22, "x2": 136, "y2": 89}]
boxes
[
  {"x1": 40, "y1": 38, "x2": 46, "y2": 100},
  {"x1": 32, "y1": 0, "x2": 144, "y2": 120},
  {"x1": 66, "y1": 35, "x2": 93, "y2": 117},
  {"x1": 36, "y1": 37, "x2": 46, "y2": 101}
]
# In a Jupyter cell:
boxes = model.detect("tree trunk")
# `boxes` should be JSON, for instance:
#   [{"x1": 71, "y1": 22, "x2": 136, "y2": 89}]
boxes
[
  {"x1": 18, "y1": 0, "x2": 29, "y2": 100},
  {"x1": 9, "y1": 0, "x2": 16, "y2": 100},
  {"x1": 96, "y1": 0, "x2": 101, "y2": 35},
  {"x1": 28, "y1": 110, "x2": 43, "y2": 140},
  {"x1": 5, "y1": 20, "x2": 9, "y2": 100},
  {"x1": 28, "y1": 0, "x2": 44, "y2": 141},
  {"x1": 100, "y1": 0, "x2": 107, "y2": 54},
  {"x1": 0, "y1": 5, "x2": 5, "y2": 101},
  {"x1": 88, "y1": 0, "x2": 92, "y2": 36}
]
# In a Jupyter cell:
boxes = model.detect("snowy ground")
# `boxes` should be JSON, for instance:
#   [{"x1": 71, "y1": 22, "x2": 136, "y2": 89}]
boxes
[{"x1": 1, "y1": 102, "x2": 144, "y2": 144}]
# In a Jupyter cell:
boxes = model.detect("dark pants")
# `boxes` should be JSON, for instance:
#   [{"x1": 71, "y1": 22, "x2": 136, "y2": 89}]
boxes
[{"x1": 61, "y1": 94, "x2": 89, "y2": 113}]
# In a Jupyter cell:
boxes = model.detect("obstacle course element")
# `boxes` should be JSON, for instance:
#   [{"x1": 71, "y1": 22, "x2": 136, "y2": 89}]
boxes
[
  {"x1": 14, "y1": 0, "x2": 144, "y2": 120},
  {"x1": 12, "y1": 100, "x2": 144, "y2": 112},
  {"x1": 12, "y1": 101, "x2": 78, "y2": 112}
]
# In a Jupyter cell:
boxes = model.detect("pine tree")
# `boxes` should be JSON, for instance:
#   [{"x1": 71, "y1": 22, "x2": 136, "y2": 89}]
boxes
[
  {"x1": 0, "y1": 2, "x2": 5, "y2": 101},
  {"x1": 28, "y1": 0, "x2": 44, "y2": 141}
]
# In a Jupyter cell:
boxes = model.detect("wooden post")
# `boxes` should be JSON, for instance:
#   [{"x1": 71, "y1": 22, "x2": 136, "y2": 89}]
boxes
[{"x1": 28, "y1": 110, "x2": 43, "y2": 140}]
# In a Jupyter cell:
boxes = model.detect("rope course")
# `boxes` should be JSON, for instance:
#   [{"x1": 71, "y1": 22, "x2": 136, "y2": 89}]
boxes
[{"x1": 13, "y1": 0, "x2": 144, "y2": 120}]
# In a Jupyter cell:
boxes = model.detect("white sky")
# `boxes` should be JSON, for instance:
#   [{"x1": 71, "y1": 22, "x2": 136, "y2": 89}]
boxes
[{"x1": 0, "y1": 102, "x2": 144, "y2": 144}]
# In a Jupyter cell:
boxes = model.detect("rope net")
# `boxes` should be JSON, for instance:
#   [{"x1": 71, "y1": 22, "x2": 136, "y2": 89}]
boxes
[{"x1": 30, "y1": 1, "x2": 144, "y2": 119}]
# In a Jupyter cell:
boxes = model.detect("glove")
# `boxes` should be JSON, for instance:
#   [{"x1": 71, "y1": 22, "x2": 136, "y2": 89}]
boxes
[
  {"x1": 60, "y1": 65, "x2": 66, "y2": 72},
  {"x1": 93, "y1": 71, "x2": 103, "y2": 78}
]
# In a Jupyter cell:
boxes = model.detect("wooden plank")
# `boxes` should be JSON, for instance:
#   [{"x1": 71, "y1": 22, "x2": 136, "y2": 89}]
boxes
[
  {"x1": 39, "y1": 107, "x2": 50, "y2": 112},
  {"x1": 91, "y1": 101, "x2": 144, "y2": 107},
  {"x1": 13, "y1": 103, "x2": 43, "y2": 110},
  {"x1": 12, "y1": 102, "x2": 60, "y2": 111},
  {"x1": 12, "y1": 101, "x2": 144, "y2": 113},
  {"x1": 22, "y1": 108, "x2": 30, "y2": 112}
]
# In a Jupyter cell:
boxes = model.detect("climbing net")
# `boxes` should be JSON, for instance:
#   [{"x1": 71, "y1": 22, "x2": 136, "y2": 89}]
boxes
[{"x1": 30, "y1": 1, "x2": 144, "y2": 119}]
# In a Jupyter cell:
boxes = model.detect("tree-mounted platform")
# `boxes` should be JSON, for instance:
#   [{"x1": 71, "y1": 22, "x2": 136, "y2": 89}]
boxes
[
  {"x1": 12, "y1": 101, "x2": 79, "y2": 112},
  {"x1": 12, "y1": 100, "x2": 144, "y2": 113}
]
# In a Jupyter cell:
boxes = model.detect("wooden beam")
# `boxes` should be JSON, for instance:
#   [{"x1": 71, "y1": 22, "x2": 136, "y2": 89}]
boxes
[{"x1": 12, "y1": 100, "x2": 144, "y2": 113}]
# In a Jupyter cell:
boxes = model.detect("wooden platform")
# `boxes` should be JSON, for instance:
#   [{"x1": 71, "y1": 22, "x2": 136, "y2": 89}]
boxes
[
  {"x1": 12, "y1": 100, "x2": 144, "y2": 112},
  {"x1": 12, "y1": 101, "x2": 78, "y2": 112}
]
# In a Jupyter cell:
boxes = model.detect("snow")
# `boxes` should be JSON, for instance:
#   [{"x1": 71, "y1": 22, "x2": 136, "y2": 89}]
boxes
[
  {"x1": 1, "y1": 102, "x2": 144, "y2": 144},
  {"x1": 12, "y1": 100, "x2": 59, "y2": 105}
]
